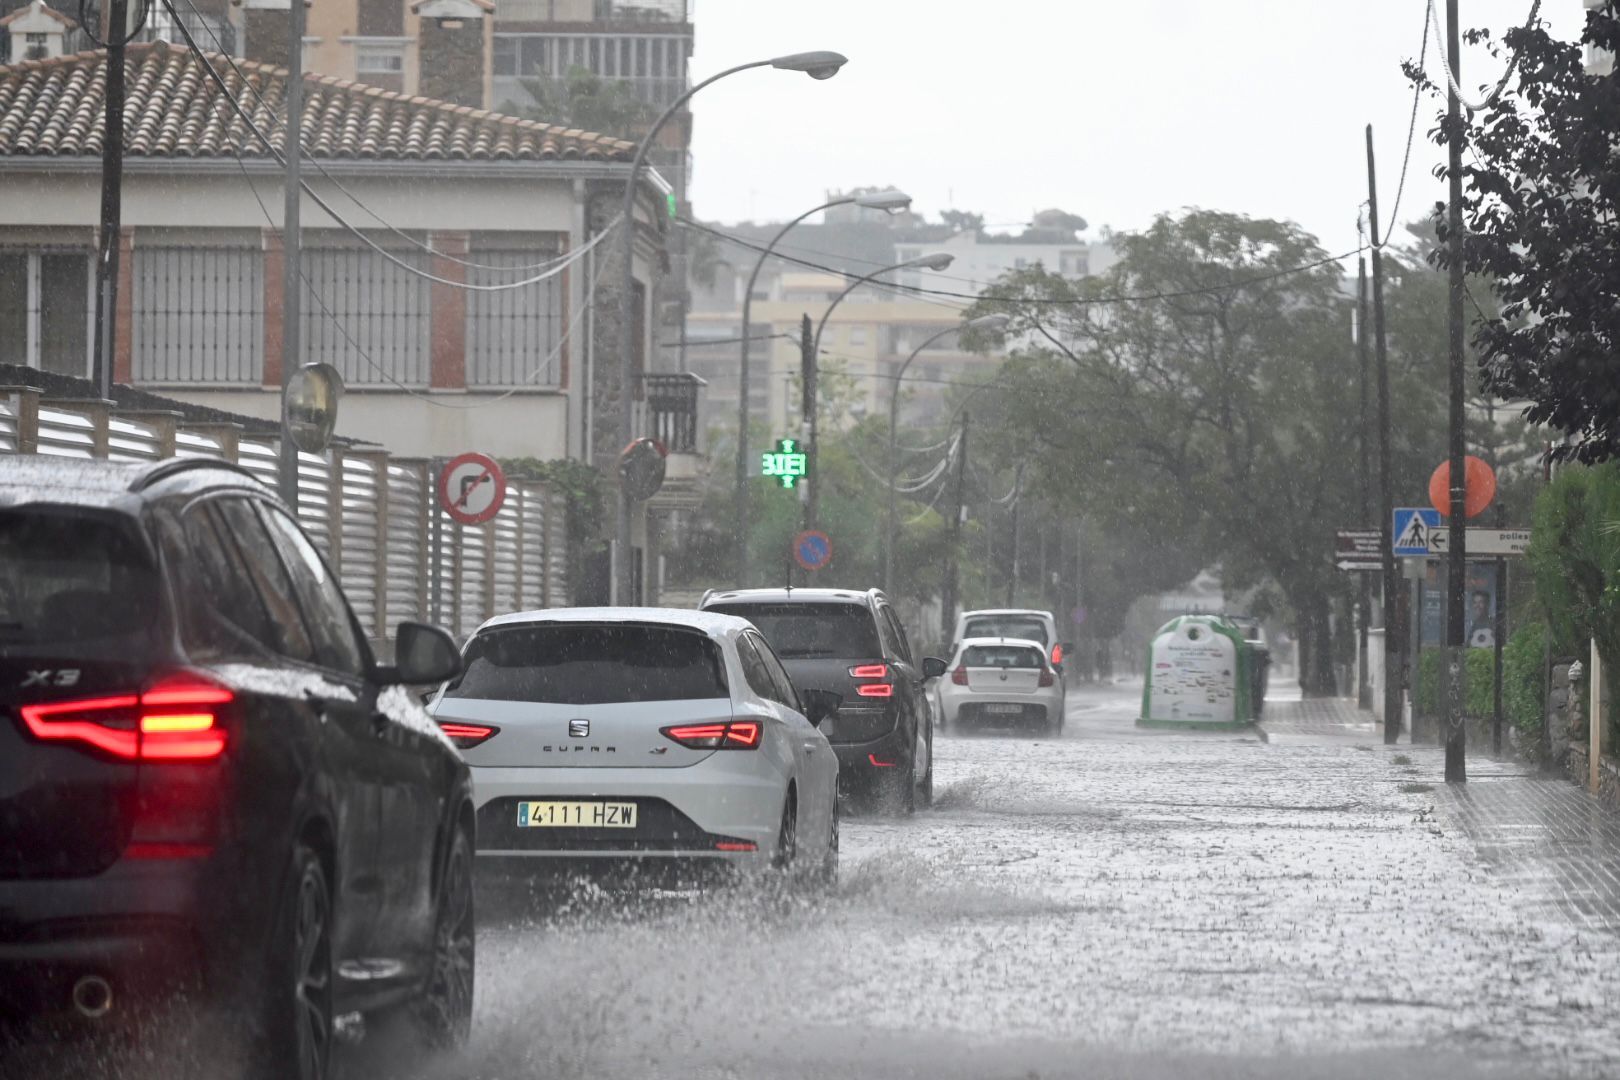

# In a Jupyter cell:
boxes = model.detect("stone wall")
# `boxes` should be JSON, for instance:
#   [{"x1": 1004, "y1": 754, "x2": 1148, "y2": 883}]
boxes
[{"x1": 418, "y1": 18, "x2": 483, "y2": 107}]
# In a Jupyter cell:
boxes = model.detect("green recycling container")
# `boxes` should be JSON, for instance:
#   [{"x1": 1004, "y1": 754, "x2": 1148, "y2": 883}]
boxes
[{"x1": 1138, "y1": 615, "x2": 1259, "y2": 730}]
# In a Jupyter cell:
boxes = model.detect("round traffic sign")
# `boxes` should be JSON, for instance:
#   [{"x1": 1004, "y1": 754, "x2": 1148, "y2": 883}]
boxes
[
  {"x1": 793, "y1": 529, "x2": 833, "y2": 572},
  {"x1": 438, "y1": 452, "x2": 507, "y2": 526},
  {"x1": 1429, "y1": 456, "x2": 1497, "y2": 519}
]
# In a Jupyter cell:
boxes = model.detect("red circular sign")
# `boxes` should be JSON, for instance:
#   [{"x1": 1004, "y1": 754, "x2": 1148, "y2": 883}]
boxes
[
  {"x1": 1429, "y1": 456, "x2": 1497, "y2": 519},
  {"x1": 438, "y1": 452, "x2": 507, "y2": 526},
  {"x1": 793, "y1": 529, "x2": 833, "y2": 572}
]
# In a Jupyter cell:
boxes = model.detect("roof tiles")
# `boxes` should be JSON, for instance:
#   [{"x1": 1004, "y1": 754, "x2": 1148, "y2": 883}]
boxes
[{"x1": 0, "y1": 41, "x2": 636, "y2": 163}]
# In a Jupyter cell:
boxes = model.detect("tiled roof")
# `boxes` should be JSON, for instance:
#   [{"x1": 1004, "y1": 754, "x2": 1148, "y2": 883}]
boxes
[
  {"x1": 0, "y1": 1, "x2": 76, "y2": 28},
  {"x1": 0, "y1": 40, "x2": 636, "y2": 162}
]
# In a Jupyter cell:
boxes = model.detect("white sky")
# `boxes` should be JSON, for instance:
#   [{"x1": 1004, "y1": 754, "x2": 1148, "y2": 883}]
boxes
[{"x1": 687, "y1": 0, "x2": 1584, "y2": 257}]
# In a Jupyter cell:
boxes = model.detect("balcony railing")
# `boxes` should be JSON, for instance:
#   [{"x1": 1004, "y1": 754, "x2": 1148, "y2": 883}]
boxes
[{"x1": 644, "y1": 372, "x2": 704, "y2": 453}]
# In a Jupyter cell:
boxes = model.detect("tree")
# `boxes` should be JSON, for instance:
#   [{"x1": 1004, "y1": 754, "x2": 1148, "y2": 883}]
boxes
[
  {"x1": 1435, "y1": 2, "x2": 1620, "y2": 461},
  {"x1": 509, "y1": 66, "x2": 655, "y2": 139},
  {"x1": 968, "y1": 210, "x2": 1407, "y2": 696},
  {"x1": 940, "y1": 209, "x2": 985, "y2": 234}
]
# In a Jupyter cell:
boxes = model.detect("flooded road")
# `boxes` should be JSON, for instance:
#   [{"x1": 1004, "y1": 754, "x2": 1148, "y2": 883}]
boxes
[{"x1": 10, "y1": 683, "x2": 1619, "y2": 1080}]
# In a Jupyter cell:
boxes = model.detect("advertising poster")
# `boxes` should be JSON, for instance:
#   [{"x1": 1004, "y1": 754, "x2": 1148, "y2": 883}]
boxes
[{"x1": 1420, "y1": 561, "x2": 1498, "y2": 649}]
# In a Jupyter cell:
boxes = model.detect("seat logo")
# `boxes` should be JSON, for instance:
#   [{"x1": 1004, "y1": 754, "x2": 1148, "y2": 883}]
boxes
[{"x1": 568, "y1": 719, "x2": 590, "y2": 738}]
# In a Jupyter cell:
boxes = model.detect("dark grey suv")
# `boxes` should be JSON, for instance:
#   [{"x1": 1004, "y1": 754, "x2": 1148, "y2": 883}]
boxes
[
  {"x1": 699, "y1": 587, "x2": 943, "y2": 814},
  {"x1": 0, "y1": 458, "x2": 470, "y2": 1079}
]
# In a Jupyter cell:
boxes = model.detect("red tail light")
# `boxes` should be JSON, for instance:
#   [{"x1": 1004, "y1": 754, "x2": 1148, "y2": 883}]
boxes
[
  {"x1": 868, "y1": 753, "x2": 898, "y2": 767},
  {"x1": 1038, "y1": 668, "x2": 1055, "y2": 688},
  {"x1": 662, "y1": 720, "x2": 762, "y2": 749},
  {"x1": 438, "y1": 721, "x2": 500, "y2": 749},
  {"x1": 715, "y1": 840, "x2": 758, "y2": 852},
  {"x1": 951, "y1": 666, "x2": 969, "y2": 686},
  {"x1": 856, "y1": 683, "x2": 894, "y2": 698},
  {"x1": 849, "y1": 663, "x2": 888, "y2": 679},
  {"x1": 1051, "y1": 644, "x2": 1064, "y2": 665},
  {"x1": 19, "y1": 673, "x2": 230, "y2": 762}
]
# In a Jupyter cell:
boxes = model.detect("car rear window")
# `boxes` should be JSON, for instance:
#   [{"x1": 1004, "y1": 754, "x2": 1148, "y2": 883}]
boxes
[
  {"x1": 705, "y1": 602, "x2": 881, "y2": 659},
  {"x1": 963, "y1": 615, "x2": 1049, "y2": 644},
  {"x1": 0, "y1": 509, "x2": 160, "y2": 658},
  {"x1": 442, "y1": 624, "x2": 728, "y2": 705},
  {"x1": 962, "y1": 644, "x2": 1044, "y2": 669}
]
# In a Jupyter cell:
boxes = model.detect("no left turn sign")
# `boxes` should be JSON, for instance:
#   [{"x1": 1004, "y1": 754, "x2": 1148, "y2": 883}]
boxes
[{"x1": 438, "y1": 452, "x2": 507, "y2": 526}]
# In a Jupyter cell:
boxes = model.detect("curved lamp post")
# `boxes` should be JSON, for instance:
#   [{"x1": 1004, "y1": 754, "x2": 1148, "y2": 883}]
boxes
[
  {"x1": 884, "y1": 313, "x2": 1008, "y2": 595},
  {"x1": 734, "y1": 188, "x2": 910, "y2": 586},
  {"x1": 614, "y1": 50, "x2": 848, "y2": 605},
  {"x1": 802, "y1": 252, "x2": 954, "y2": 534}
]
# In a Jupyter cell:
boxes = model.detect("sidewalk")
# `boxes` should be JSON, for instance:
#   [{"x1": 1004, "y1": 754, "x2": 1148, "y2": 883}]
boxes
[{"x1": 1263, "y1": 694, "x2": 1620, "y2": 935}]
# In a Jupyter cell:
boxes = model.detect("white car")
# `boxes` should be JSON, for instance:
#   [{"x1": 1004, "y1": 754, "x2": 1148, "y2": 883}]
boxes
[
  {"x1": 937, "y1": 637, "x2": 1065, "y2": 735},
  {"x1": 427, "y1": 609, "x2": 841, "y2": 883}
]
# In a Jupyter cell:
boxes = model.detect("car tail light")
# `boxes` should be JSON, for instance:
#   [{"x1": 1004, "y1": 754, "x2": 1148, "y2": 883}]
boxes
[
  {"x1": 1038, "y1": 668, "x2": 1055, "y2": 688},
  {"x1": 662, "y1": 720, "x2": 762, "y2": 749},
  {"x1": 19, "y1": 673, "x2": 230, "y2": 762},
  {"x1": 951, "y1": 666, "x2": 969, "y2": 686},
  {"x1": 438, "y1": 721, "x2": 500, "y2": 749},
  {"x1": 849, "y1": 663, "x2": 888, "y2": 679},
  {"x1": 856, "y1": 683, "x2": 894, "y2": 698},
  {"x1": 868, "y1": 753, "x2": 898, "y2": 767},
  {"x1": 715, "y1": 840, "x2": 758, "y2": 852},
  {"x1": 1051, "y1": 644, "x2": 1064, "y2": 665}
]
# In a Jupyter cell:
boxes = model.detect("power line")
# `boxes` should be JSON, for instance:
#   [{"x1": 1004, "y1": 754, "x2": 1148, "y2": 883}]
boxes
[
  {"x1": 1425, "y1": 0, "x2": 1543, "y2": 112},
  {"x1": 680, "y1": 216, "x2": 1367, "y2": 309},
  {"x1": 171, "y1": 0, "x2": 577, "y2": 276},
  {"x1": 1382, "y1": 0, "x2": 1431, "y2": 246},
  {"x1": 161, "y1": 1, "x2": 614, "y2": 293}
]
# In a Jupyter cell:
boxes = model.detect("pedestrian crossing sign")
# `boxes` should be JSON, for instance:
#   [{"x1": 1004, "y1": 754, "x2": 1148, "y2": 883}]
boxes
[{"x1": 1393, "y1": 507, "x2": 1441, "y2": 556}]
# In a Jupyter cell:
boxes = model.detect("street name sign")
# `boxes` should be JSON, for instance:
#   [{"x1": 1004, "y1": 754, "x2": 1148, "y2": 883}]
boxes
[
  {"x1": 1425, "y1": 527, "x2": 1531, "y2": 557},
  {"x1": 1336, "y1": 560, "x2": 1383, "y2": 573},
  {"x1": 1392, "y1": 508, "x2": 1441, "y2": 556},
  {"x1": 1336, "y1": 529, "x2": 1382, "y2": 557}
]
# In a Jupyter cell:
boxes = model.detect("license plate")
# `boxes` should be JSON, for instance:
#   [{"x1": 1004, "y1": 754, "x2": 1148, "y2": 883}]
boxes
[
  {"x1": 986, "y1": 704, "x2": 1023, "y2": 715},
  {"x1": 516, "y1": 801, "x2": 638, "y2": 828}
]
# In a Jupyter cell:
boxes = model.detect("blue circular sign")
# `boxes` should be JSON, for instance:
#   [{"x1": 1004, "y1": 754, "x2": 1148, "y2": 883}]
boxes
[{"x1": 793, "y1": 529, "x2": 833, "y2": 572}]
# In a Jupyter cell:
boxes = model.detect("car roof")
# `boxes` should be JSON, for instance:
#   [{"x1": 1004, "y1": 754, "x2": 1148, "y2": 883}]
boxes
[
  {"x1": 701, "y1": 587, "x2": 879, "y2": 607},
  {"x1": 958, "y1": 636, "x2": 1048, "y2": 650},
  {"x1": 476, "y1": 606, "x2": 754, "y2": 638},
  {"x1": 959, "y1": 609, "x2": 1055, "y2": 620},
  {"x1": 0, "y1": 456, "x2": 267, "y2": 511}
]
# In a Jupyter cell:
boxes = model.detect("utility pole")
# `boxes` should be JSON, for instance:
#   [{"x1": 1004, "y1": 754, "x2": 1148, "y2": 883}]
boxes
[
  {"x1": 801, "y1": 313, "x2": 819, "y2": 535},
  {"x1": 1006, "y1": 464, "x2": 1024, "y2": 608},
  {"x1": 941, "y1": 410, "x2": 970, "y2": 642},
  {"x1": 1367, "y1": 124, "x2": 1403, "y2": 746},
  {"x1": 1356, "y1": 245, "x2": 1373, "y2": 712},
  {"x1": 1444, "y1": 0, "x2": 1469, "y2": 783},
  {"x1": 92, "y1": 0, "x2": 130, "y2": 401},
  {"x1": 278, "y1": 0, "x2": 306, "y2": 509}
]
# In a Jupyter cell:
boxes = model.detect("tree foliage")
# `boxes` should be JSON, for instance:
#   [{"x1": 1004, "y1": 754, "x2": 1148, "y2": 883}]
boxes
[
  {"x1": 1438, "y1": 2, "x2": 1620, "y2": 461},
  {"x1": 511, "y1": 66, "x2": 655, "y2": 139}
]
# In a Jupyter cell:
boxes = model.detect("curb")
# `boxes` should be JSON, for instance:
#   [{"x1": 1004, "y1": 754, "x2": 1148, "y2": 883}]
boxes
[{"x1": 1136, "y1": 717, "x2": 1268, "y2": 742}]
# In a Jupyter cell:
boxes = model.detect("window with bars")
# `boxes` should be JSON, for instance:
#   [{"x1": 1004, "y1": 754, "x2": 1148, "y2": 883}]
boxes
[
  {"x1": 0, "y1": 249, "x2": 92, "y2": 377},
  {"x1": 132, "y1": 246, "x2": 264, "y2": 384},
  {"x1": 465, "y1": 248, "x2": 566, "y2": 388},
  {"x1": 301, "y1": 245, "x2": 432, "y2": 387}
]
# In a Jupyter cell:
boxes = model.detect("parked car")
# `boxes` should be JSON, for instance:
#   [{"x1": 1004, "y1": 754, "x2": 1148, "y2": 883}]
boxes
[
  {"x1": 427, "y1": 609, "x2": 841, "y2": 884},
  {"x1": 938, "y1": 637, "x2": 1066, "y2": 735},
  {"x1": 699, "y1": 588, "x2": 944, "y2": 814},
  {"x1": 0, "y1": 458, "x2": 471, "y2": 1079}
]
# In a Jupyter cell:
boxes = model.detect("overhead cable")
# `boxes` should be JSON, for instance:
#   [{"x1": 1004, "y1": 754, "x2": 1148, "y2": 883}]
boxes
[
  {"x1": 1425, "y1": 0, "x2": 1542, "y2": 112},
  {"x1": 1382, "y1": 0, "x2": 1431, "y2": 246}
]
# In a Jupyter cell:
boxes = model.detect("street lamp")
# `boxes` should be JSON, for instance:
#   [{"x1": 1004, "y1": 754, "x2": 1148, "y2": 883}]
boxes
[
  {"x1": 735, "y1": 188, "x2": 911, "y2": 587},
  {"x1": 884, "y1": 314, "x2": 1008, "y2": 595},
  {"x1": 803, "y1": 253, "x2": 955, "y2": 534},
  {"x1": 614, "y1": 51, "x2": 847, "y2": 605}
]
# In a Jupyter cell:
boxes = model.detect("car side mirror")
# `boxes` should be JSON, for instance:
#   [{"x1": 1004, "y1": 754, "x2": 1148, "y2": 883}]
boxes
[
  {"x1": 801, "y1": 688, "x2": 842, "y2": 725},
  {"x1": 921, "y1": 656, "x2": 948, "y2": 680},
  {"x1": 377, "y1": 621, "x2": 462, "y2": 686}
]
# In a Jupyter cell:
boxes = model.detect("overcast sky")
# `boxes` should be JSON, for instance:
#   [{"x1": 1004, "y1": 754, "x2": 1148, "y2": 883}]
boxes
[{"x1": 688, "y1": 0, "x2": 1585, "y2": 259}]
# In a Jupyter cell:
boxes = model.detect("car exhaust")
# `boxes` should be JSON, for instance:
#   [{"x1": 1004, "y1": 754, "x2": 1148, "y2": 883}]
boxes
[{"x1": 71, "y1": 975, "x2": 113, "y2": 1019}]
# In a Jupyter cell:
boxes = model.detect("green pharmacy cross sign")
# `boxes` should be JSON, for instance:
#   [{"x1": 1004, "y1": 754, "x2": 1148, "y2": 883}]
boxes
[{"x1": 762, "y1": 438, "x2": 809, "y2": 489}]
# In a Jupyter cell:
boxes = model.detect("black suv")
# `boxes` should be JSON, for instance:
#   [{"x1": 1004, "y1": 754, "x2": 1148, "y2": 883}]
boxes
[
  {"x1": 699, "y1": 588, "x2": 943, "y2": 814},
  {"x1": 0, "y1": 458, "x2": 471, "y2": 1078}
]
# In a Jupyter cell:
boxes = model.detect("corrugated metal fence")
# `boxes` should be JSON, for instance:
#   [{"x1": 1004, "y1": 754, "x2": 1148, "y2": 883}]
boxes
[{"x1": 0, "y1": 385, "x2": 569, "y2": 644}]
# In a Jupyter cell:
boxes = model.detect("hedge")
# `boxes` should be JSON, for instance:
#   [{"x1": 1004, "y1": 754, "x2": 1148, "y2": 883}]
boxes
[{"x1": 1413, "y1": 622, "x2": 1545, "y2": 742}]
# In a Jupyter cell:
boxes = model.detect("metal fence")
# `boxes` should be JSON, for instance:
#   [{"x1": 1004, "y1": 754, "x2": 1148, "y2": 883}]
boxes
[
  {"x1": 0, "y1": 385, "x2": 570, "y2": 645},
  {"x1": 132, "y1": 246, "x2": 265, "y2": 385}
]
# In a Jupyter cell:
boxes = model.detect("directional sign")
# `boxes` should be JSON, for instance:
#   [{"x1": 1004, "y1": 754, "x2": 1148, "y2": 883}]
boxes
[
  {"x1": 438, "y1": 452, "x2": 506, "y2": 526},
  {"x1": 762, "y1": 438, "x2": 809, "y2": 490},
  {"x1": 1426, "y1": 527, "x2": 1531, "y2": 557},
  {"x1": 1336, "y1": 529, "x2": 1382, "y2": 558},
  {"x1": 1393, "y1": 507, "x2": 1441, "y2": 557},
  {"x1": 1336, "y1": 560, "x2": 1383, "y2": 573},
  {"x1": 793, "y1": 529, "x2": 832, "y2": 572}
]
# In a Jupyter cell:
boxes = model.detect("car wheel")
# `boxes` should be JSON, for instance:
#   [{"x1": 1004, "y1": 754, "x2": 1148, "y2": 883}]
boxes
[
  {"x1": 917, "y1": 724, "x2": 934, "y2": 808},
  {"x1": 814, "y1": 797, "x2": 840, "y2": 890},
  {"x1": 258, "y1": 843, "x2": 333, "y2": 1080},
  {"x1": 772, "y1": 795, "x2": 798, "y2": 872},
  {"x1": 877, "y1": 756, "x2": 916, "y2": 817},
  {"x1": 416, "y1": 826, "x2": 475, "y2": 1050}
]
